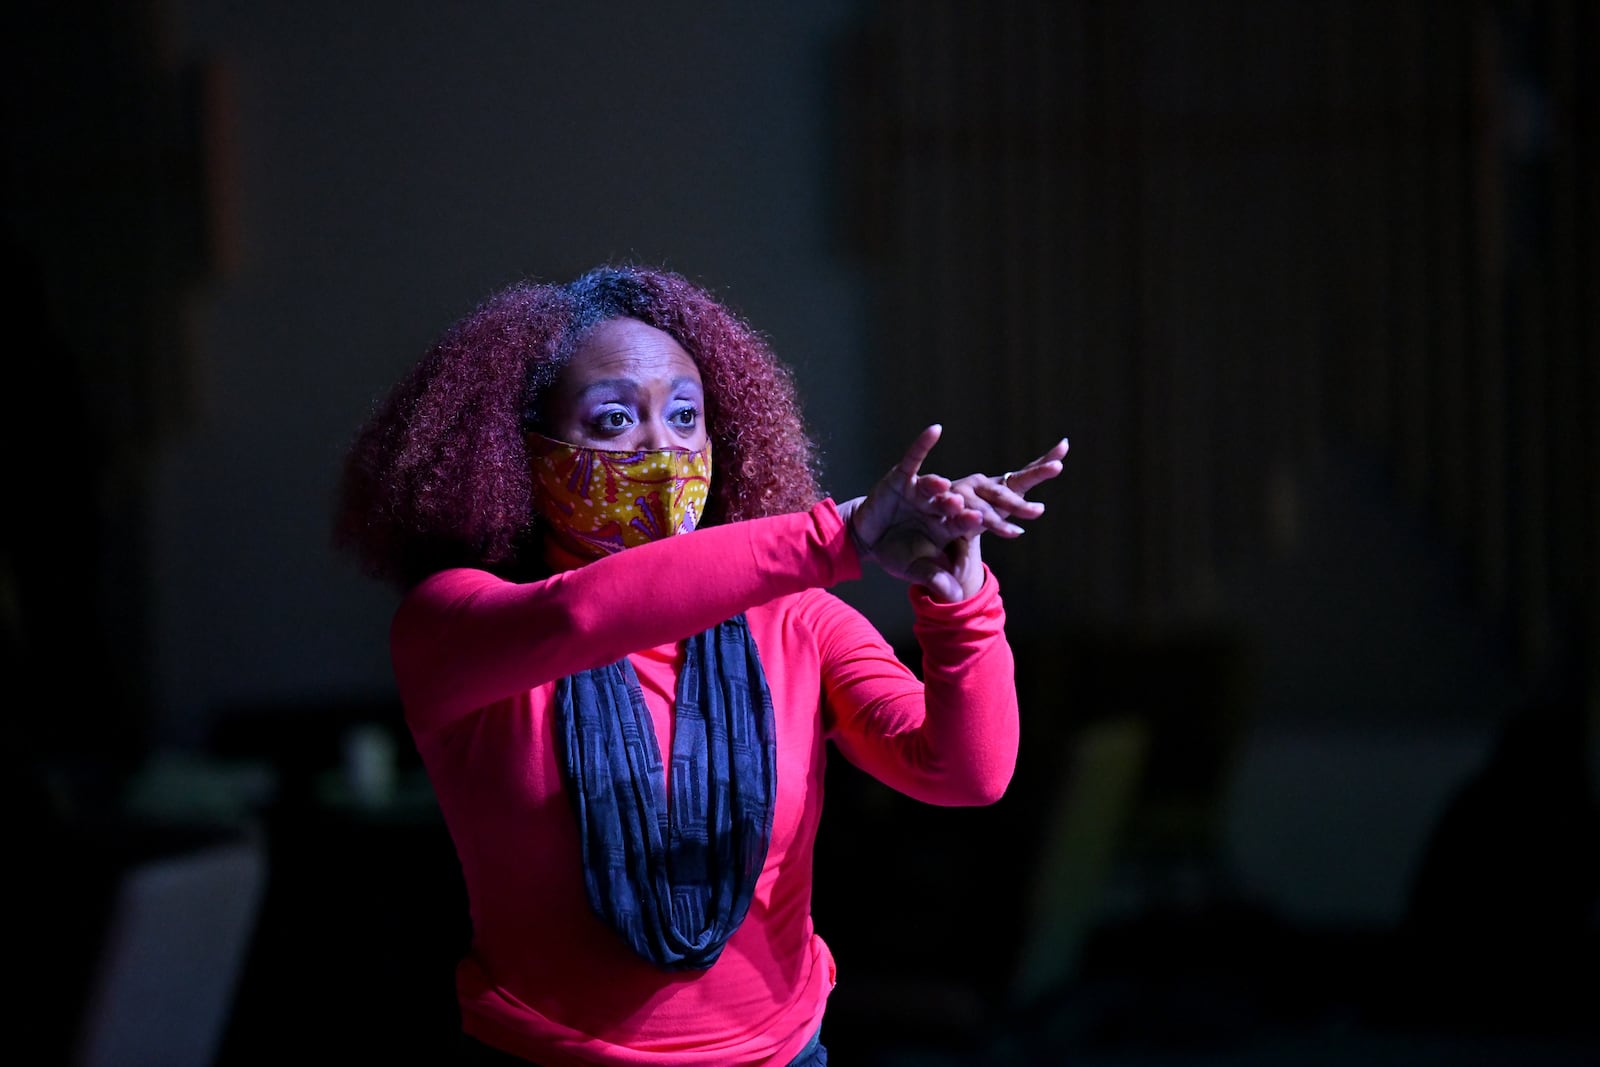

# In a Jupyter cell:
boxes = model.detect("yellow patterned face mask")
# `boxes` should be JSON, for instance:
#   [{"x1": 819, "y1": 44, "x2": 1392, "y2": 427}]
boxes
[{"x1": 525, "y1": 431, "x2": 712, "y2": 560}]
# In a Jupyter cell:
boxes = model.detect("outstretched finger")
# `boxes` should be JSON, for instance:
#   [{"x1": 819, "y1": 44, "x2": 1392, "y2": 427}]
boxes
[
  {"x1": 892, "y1": 424, "x2": 944, "y2": 479},
  {"x1": 1000, "y1": 437, "x2": 1070, "y2": 495},
  {"x1": 959, "y1": 478, "x2": 1029, "y2": 533},
  {"x1": 1015, "y1": 437, "x2": 1070, "y2": 477}
]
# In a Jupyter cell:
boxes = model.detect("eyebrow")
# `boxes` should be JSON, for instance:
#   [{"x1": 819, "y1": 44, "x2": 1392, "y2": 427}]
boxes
[{"x1": 575, "y1": 377, "x2": 704, "y2": 401}]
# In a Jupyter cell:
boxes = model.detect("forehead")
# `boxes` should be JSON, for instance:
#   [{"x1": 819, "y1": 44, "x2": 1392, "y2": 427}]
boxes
[{"x1": 561, "y1": 318, "x2": 701, "y2": 389}]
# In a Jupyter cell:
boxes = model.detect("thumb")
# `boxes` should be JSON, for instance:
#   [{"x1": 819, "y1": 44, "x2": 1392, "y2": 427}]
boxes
[{"x1": 905, "y1": 556, "x2": 963, "y2": 603}]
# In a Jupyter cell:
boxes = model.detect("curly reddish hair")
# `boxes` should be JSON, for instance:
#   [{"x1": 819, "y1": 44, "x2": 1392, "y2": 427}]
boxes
[{"x1": 333, "y1": 265, "x2": 824, "y2": 590}]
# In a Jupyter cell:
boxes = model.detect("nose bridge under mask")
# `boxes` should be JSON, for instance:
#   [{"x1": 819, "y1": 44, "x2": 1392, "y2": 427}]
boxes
[{"x1": 525, "y1": 432, "x2": 712, "y2": 560}]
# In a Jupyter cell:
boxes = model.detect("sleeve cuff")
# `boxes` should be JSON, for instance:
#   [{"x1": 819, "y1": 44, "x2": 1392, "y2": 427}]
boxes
[
  {"x1": 906, "y1": 564, "x2": 1001, "y2": 618},
  {"x1": 814, "y1": 497, "x2": 864, "y2": 584}
]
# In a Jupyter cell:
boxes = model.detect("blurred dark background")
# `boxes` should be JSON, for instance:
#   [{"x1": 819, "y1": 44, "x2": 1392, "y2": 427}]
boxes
[{"x1": 5, "y1": 1, "x2": 1595, "y2": 1065}]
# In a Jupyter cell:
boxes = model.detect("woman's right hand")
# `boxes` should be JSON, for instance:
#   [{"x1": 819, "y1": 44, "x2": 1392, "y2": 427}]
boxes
[{"x1": 838, "y1": 425, "x2": 1066, "y2": 602}]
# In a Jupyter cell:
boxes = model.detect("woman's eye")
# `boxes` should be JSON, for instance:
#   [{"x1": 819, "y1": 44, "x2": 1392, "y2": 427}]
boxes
[
  {"x1": 670, "y1": 406, "x2": 699, "y2": 428},
  {"x1": 592, "y1": 409, "x2": 633, "y2": 435}
]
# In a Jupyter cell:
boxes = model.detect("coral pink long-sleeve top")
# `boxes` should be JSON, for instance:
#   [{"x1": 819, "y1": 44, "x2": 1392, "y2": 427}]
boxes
[{"x1": 389, "y1": 499, "x2": 1019, "y2": 1066}]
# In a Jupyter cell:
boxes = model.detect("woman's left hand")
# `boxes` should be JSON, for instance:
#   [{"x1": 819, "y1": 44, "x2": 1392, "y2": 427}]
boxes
[
  {"x1": 948, "y1": 436, "x2": 1070, "y2": 535},
  {"x1": 840, "y1": 427, "x2": 1068, "y2": 603},
  {"x1": 938, "y1": 435, "x2": 1070, "y2": 600}
]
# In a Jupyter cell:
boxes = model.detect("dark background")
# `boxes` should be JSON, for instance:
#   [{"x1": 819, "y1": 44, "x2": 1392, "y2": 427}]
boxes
[{"x1": 6, "y1": 2, "x2": 1595, "y2": 1065}]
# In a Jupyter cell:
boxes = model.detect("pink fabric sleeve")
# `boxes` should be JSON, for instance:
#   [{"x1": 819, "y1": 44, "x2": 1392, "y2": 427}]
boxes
[
  {"x1": 815, "y1": 568, "x2": 1019, "y2": 806},
  {"x1": 390, "y1": 499, "x2": 861, "y2": 733}
]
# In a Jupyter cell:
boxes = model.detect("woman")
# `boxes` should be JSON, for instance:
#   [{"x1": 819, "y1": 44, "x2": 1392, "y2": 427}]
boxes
[{"x1": 333, "y1": 264, "x2": 1066, "y2": 1066}]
